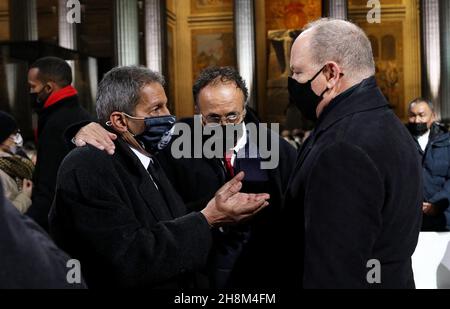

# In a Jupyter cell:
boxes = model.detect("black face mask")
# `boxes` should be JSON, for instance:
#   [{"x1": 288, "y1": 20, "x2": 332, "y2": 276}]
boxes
[
  {"x1": 407, "y1": 123, "x2": 429, "y2": 137},
  {"x1": 124, "y1": 114, "x2": 176, "y2": 153},
  {"x1": 136, "y1": 115, "x2": 176, "y2": 152},
  {"x1": 30, "y1": 86, "x2": 51, "y2": 111},
  {"x1": 288, "y1": 66, "x2": 328, "y2": 121},
  {"x1": 220, "y1": 123, "x2": 244, "y2": 153}
]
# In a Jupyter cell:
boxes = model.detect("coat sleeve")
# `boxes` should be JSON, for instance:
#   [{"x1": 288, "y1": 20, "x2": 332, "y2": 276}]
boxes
[
  {"x1": 0, "y1": 186, "x2": 86, "y2": 288},
  {"x1": 51, "y1": 148, "x2": 213, "y2": 287},
  {"x1": 11, "y1": 192, "x2": 32, "y2": 214},
  {"x1": 278, "y1": 137, "x2": 298, "y2": 191},
  {"x1": 63, "y1": 120, "x2": 93, "y2": 149},
  {"x1": 28, "y1": 125, "x2": 70, "y2": 230},
  {"x1": 428, "y1": 178, "x2": 450, "y2": 210},
  {"x1": 303, "y1": 142, "x2": 384, "y2": 288},
  {"x1": 428, "y1": 176, "x2": 450, "y2": 230},
  {"x1": 0, "y1": 169, "x2": 31, "y2": 214},
  {"x1": 156, "y1": 149, "x2": 213, "y2": 212}
]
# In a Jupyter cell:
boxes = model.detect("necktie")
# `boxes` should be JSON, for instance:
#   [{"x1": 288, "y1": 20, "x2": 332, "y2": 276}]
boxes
[
  {"x1": 224, "y1": 150, "x2": 235, "y2": 179},
  {"x1": 147, "y1": 160, "x2": 160, "y2": 190}
]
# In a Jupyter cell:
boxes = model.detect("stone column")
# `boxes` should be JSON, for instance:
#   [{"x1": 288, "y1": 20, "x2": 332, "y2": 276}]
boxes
[
  {"x1": 439, "y1": 0, "x2": 450, "y2": 120},
  {"x1": 7, "y1": 1, "x2": 38, "y2": 139},
  {"x1": 58, "y1": 0, "x2": 78, "y2": 87},
  {"x1": 420, "y1": 0, "x2": 450, "y2": 120},
  {"x1": 327, "y1": 0, "x2": 348, "y2": 20},
  {"x1": 234, "y1": 0, "x2": 256, "y2": 108},
  {"x1": 421, "y1": 0, "x2": 441, "y2": 117},
  {"x1": 113, "y1": 0, "x2": 140, "y2": 66},
  {"x1": 144, "y1": 0, "x2": 165, "y2": 73},
  {"x1": 9, "y1": 0, "x2": 38, "y2": 41},
  {"x1": 58, "y1": 0, "x2": 77, "y2": 50}
]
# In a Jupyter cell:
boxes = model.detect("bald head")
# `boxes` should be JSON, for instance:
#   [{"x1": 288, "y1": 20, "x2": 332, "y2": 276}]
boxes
[{"x1": 291, "y1": 18, "x2": 375, "y2": 84}]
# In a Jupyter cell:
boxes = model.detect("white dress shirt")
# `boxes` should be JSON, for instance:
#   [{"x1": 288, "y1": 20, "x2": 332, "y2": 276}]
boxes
[
  {"x1": 230, "y1": 123, "x2": 247, "y2": 166},
  {"x1": 418, "y1": 130, "x2": 431, "y2": 152},
  {"x1": 129, "y1": 146, "x2": 158, "y2": 190}
]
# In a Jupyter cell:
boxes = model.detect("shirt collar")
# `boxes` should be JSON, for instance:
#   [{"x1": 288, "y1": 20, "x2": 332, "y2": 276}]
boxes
[
  {"x1": 417, "y1": 130, "x2": 431, "y2": 151},
  {"x1": 43, "y1": 85, "x2": 78, "y2": 109},
  {"x1": 233, "y1": 122, "x2": 247, "y2": 154},
  {"x1": 129, "y1": 146, "x2": 151, "y2": 169}
]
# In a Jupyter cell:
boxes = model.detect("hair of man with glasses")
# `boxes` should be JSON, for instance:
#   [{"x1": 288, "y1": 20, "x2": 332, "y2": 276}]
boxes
[{"x1": 193, "y1": 66, "x2": 249, "y2": 108}]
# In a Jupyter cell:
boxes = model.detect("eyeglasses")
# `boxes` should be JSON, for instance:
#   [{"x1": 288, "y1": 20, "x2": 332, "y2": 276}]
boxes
[{"x1": 201, "y1": 110, "x2": 246, "y2": 126}]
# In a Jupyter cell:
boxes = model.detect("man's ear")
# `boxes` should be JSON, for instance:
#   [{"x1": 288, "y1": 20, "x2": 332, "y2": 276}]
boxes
[
  {"x1": 109, "y1": 112, "x2": 128, "y2": 133},
  {"x1": 45, "y1": 81, "x2": 59, "y2": 93},
  {"x1": 323, "y1": 62, "x2": 342, "y2": 88}
]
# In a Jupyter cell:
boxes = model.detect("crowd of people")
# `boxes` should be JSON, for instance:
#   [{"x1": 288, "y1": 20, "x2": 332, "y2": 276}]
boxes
[{"x1": 0, "y1": 18, "x2": 446, "y2": 289}]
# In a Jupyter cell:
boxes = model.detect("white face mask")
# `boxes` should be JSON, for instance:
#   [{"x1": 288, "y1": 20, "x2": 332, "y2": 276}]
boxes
[{"x1": 13, "y1": 133, "x2": 23, "y2": 147}]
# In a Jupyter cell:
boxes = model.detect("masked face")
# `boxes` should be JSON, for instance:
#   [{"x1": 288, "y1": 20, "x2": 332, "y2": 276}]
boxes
[
  {"x1": 124, "y1": 113, "x2": 176, "y2": 153},
  {"x1": 220, "y1": 123, "x2": 245, "y2": 153},
  {"x1": 12, "y1": 132, "x2": 23, "y2": 148},
  {"x1": 288, "y1": 66, "x2": 328, "y2": 122},
  {"x1": 29, "y1": 86, "x2": 51, "y2": 110},
  {"x1": 28, "y1": 68, "x2": 52, "y2": 111},
  {"x1": 407, "y1": 102, "x2": 434, "y2": 137},
  {"x1": 1, "y1": 132, "x2": 22, "y2": 154},
  {"x1": 197, "y1": 82, "x2": 247, "y2": 153}
]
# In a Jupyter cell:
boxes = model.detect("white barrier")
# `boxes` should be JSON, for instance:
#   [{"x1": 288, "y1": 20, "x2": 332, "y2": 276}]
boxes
[{"x1": 412, "y1": 232, "x2": 450, "y2": 289}]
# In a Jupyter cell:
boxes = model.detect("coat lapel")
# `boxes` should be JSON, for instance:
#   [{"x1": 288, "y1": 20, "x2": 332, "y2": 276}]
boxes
[
  {"x1": 116, "y1": 139, "x2": 171, "y2": 221},
  {"x1": 151, "y1": 159, "x2": 187, "y2": 218}
]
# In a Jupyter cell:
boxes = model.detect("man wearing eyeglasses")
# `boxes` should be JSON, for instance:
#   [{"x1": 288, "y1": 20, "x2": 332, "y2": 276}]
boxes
[
  {"x1": 159, "y1": 67, "x2": 297, "y2": 288},
  {"x1": 70, "y1": 66, "x2": 297, "y2": 288}
]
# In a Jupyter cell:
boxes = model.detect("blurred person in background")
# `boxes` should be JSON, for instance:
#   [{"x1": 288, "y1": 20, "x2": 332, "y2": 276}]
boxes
[
  {"x1": 291, "y1": 128, "x2": 305, "y2": 148},
  {"x1": 281, "y1": 129, "x2": 298, "y2": 149},
  {"x1": 0, "y1": 111, "x2": 34, "y2": 214},
  {"x1": 25, "y1": 57, "x2": 92, "y2": 230},
  {"x1": 407, "y1": 98, "x2": 450, "y2": 231}
]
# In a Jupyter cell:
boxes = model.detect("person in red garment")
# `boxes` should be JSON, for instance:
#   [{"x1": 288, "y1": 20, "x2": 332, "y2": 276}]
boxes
[{"x1": 25, "y1": 57, "x2": 92, "y2": 230}]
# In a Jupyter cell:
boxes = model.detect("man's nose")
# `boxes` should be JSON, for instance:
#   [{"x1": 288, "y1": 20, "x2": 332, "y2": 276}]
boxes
[
  {"x1": 219, "y1": 118, "x2": 229, "y2": 126},
  {"x1": 162, "y1": 106, "x2": 171, "y2": 116}
]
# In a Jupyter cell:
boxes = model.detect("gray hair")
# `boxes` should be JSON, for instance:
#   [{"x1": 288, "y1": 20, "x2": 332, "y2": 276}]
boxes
[
  {"x1": 303, "y1": 18, "x2": 375, "y2": 81},
  {"x1": 96, "y1": 66, "x2": 165, "y2": 123},
  {"x1": 408, "y1": 97, "x2": 434, "y2": 113}
]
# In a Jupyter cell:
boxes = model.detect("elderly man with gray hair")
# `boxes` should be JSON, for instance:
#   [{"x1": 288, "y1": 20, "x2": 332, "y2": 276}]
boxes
[
  {"x1": 284, "y1": 18, "x2": 422, "y2": 288},
  {"x1": 49, "y1": 66, "x2": 269, "y2": 288}
]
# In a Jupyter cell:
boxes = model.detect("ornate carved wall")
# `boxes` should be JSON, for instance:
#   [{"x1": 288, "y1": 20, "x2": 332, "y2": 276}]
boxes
[
  {"x1": 167, "y1": 0, "x2": 235, "y2": 118},
  {"x1": 348, "y1": 0, "x2": 421, "y2": 121},
  {"x1": 256, "y1": 0, "x2": 322, "y2": 128}
]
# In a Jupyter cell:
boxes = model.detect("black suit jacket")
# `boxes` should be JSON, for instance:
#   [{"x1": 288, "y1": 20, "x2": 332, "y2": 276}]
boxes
[
  {"x1": 284, "y1": 77, "x2": 422, "y2": 289},
  {"x1": 27, "y1": 95, "x2": 92, "y2": 230},
  {"x1": 0, "y1": 183, "x2": 86, "y2": 289},
  {"x1": 157, "y1": 116, "x2": 297, "y2": 287},
  {"x1": 49, "y1": 138, "x2": 213, "y2": 288}
]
